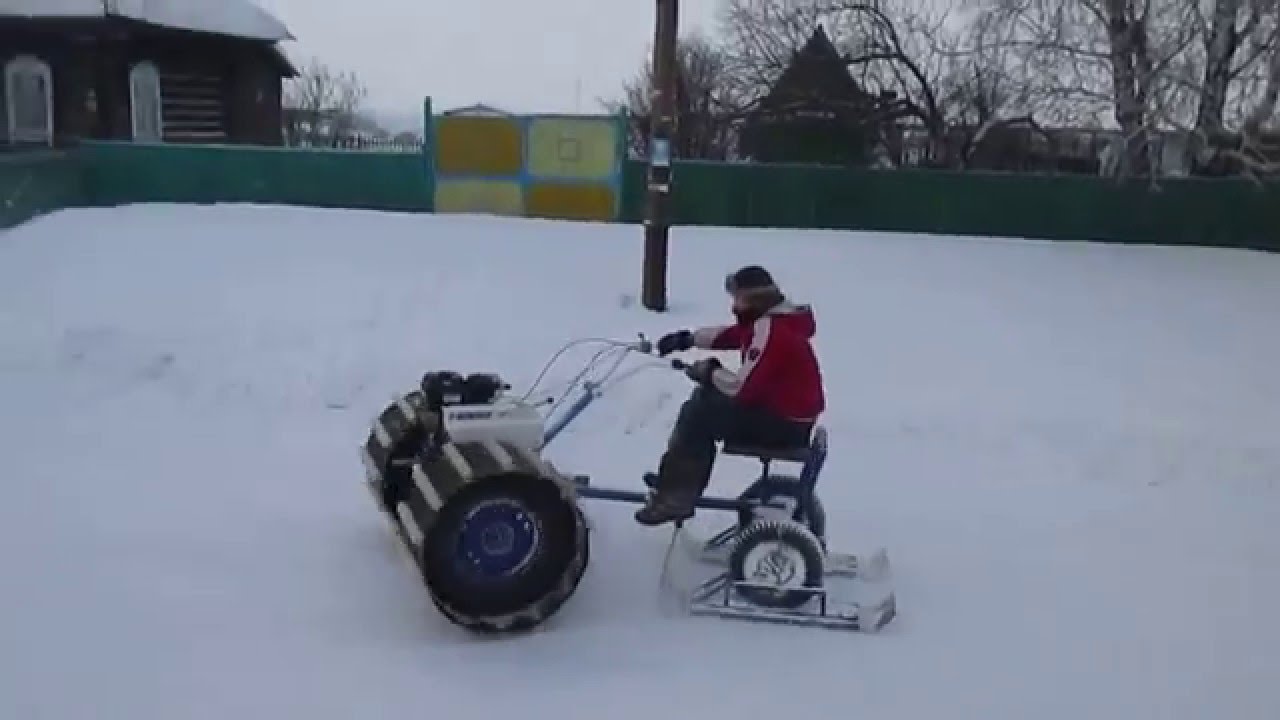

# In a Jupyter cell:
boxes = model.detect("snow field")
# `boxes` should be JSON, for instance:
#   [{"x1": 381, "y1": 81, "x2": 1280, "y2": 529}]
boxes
[{"x1": 1, "y1": 204, "x2": 1278, "y2": 719}]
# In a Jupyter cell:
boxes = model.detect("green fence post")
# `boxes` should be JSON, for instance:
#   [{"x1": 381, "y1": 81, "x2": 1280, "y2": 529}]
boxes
[{"x1": 423, "y1": 96, "x2": 435, "y2": 212}]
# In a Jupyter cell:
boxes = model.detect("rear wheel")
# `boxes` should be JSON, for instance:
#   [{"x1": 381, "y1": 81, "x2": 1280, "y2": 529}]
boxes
[{"x1": 728, "y1": 518, "x2": 824, "y2": 610}]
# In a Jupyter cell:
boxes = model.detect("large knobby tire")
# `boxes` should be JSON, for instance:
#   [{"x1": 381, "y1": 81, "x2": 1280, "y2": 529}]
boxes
[
  {"x1": 363, "y1": 393, "x2": 427, "y2": 502},
  {"x1": 362, "y1": 396, "x2": 589, "y2": 635},
  {"x1": 805, "y1": 493, "x2": 827, "y2": 547},
  {"x1": 421, "y1": 473, "x2": 589, "y2": 634},
  {"x1": 728, "y1": 518, "x2": 825, "y2": 610}
]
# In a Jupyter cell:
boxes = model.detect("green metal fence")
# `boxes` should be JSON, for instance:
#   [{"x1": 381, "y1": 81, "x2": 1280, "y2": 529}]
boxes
[
  {"x1": 0, "y1": 151, "x2": 85, "y2": 229},
  {"x1": 618, "y1": 160, "x2": 1280, "y2": 251},
  {"x1": 79, "y1": 142, "x2": 431, "y2": 212},
  {"x1": 2, "y1": 140, "x2": 1277, "y2": 255}
]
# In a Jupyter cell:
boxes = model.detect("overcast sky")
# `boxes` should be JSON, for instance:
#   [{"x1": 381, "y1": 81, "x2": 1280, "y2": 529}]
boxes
[{"x1": 257, "y1": 0, "x2": 723, "y2": 122}]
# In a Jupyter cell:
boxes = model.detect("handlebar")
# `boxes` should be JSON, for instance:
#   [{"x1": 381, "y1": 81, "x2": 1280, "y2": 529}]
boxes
[
  {"x1": 624, "y1": 333, "x2": 689, "y2": 371},
  {"x1": 628, "y1": 337, "x2": 654, "y2": 354},
  {"x1": 625, "y1": 334, "x2": 688, "y2": 371}
]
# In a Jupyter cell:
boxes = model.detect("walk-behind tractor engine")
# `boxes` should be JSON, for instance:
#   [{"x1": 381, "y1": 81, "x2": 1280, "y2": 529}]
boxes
[
  {"x1": 361, "y1": 337, "x2": 896, "y2": 636},
  {"x1": 360, "y1": 370, "x2": 589, "y2": 633}
]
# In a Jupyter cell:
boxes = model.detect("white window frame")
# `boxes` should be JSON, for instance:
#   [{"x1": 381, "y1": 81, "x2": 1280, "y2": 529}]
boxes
[
  {"x1": 129, "y1": 61, "x2": 164, "y2": 142},
  {"x1": 5, "y1": 55, "x2": 54, "y2": 146}
]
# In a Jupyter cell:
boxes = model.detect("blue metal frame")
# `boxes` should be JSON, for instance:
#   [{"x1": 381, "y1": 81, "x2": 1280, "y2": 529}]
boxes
[
  {"x1": 540, "y1": 381, "x2": 600, "y2": 449},
  {"x1": 739, "y1": 429, "x2": 825, "y2": 506}
]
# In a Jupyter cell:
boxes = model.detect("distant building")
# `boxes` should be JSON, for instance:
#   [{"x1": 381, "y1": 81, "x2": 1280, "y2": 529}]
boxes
[
  {"x1": 1, "y1": 1, "x2": 296, "y2": 148},
  {"x1": 739, "y1": 25, "x2": 899, "y2": 166},
  {"x1": 442, "y1": 103, "x2": 512, "y2": 117}
]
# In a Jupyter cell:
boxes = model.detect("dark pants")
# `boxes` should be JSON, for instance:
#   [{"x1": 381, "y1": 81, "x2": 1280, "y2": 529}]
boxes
[
  {"x1": 668, "y1": 385, "x2": 813, "y2": 466},
  {"x1": 640, "y1": 386, "x2": 813, "y2": 522}
]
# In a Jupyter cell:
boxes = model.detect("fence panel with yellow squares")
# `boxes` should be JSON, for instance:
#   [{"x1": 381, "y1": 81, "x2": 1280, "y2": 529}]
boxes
[{"x1": 431, "y1": 111, "x2": 624, "y2": 222}]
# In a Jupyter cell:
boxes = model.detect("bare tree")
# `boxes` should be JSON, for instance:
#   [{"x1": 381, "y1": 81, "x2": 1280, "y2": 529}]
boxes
[
  {"x1": 716, "y1": 0, "x2": 1055, "y2": 167},
  {"x1": 833, "y1": 0, "x2": 957, "y2": 162},
  {"x1": 1101, "y1": 0, "x2": 1280, "y2": 176},
  {"x1": 930, "y1": 8, "x2": 1062, "y2": 168},
  {"x1": 980, "y1": 0, "x2": 1204, "y2": 178},
  {"x1": 1194, "y1": 0, "x2": 1260, "y2": 130},
  {"x1": 695, "y1": 0, "x2": 1278, "y2": 175},
  {"x1": 1156, "y1": 0, "x2": 1278, "y2": 170},
  {"x1": 1220, "y1": 1, "x2": 1280, "y2": 174},
  {"x1": 607, "y1": 31, "x2": 745, "y2": 160},
  {"x1": 718, "y1": 0, "x2": 835, "y2": 98},
  {"x1": 717, "y1": 0, "x2": 955, "y2": 162},
  {"x1": 1242, "y1": 8, "x2": 1280, "y2": 132},
  {"x1": 283, "y1": 59, "x2": 368, "y2": 148}
]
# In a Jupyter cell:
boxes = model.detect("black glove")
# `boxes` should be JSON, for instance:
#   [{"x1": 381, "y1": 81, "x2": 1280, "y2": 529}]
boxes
[
  {"x1": 656, "y1": 330, "x2": 693, "y2": 357},
  {"x1": 685, "y1": 357, "x2": 721, "y2": 385}
]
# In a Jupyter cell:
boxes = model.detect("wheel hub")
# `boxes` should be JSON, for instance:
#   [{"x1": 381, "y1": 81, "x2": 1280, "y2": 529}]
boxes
[
  {"x1": 752, "y1": 548, "x2": 798, "y2": 586},
  {"x1": 455, "y1": 499, "x2": 540, "y2": 580},
  {"x1": 741, "y1": 540, "x2": 807, "y2": 601}
]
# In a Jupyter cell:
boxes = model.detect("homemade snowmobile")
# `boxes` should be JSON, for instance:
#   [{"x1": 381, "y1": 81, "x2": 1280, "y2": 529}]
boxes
[{"x1": 359, "y1": 336, "x2": 896, "y2": 635}]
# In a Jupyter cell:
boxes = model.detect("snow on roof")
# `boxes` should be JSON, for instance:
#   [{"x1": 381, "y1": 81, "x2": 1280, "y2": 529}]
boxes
[
  {"x1": 274, "y1": 40, "x2": 303, "y2": 69},
  {"x1": 0, "y1": 0, "x2": 104, "y2": 17},
  {"x1": 0, "y1": 0, "x2": 293, "y2": 42},
  {"x1": 112, "y1": 0, "x2": 293, "y2": 41}
]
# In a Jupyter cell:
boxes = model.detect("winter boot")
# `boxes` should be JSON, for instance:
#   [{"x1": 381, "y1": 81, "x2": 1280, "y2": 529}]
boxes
[{"x1": 635, "y1": 451, "x2": 713, "y2": 526}]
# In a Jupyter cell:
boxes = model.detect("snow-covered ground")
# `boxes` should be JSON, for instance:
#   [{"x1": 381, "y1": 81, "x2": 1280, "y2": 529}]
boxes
[{"x1": 2, "y1": 204, "x2": 1278, "y2": 719}]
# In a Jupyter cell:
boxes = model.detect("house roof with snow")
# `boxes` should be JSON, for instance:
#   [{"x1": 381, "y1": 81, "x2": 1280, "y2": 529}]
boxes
[{"x1": 0, "y1": 0, "x2": 293, "y2": 42}]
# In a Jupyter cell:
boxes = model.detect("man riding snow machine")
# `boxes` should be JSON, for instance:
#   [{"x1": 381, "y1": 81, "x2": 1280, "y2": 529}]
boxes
[{"x1": 358, "y1": 268, "x2": 895, "y2": 636}]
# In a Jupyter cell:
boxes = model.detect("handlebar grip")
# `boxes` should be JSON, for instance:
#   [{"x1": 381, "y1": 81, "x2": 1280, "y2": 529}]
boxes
[{"x1": 670, "y1": 358, "x2": 687, "y2": 370}]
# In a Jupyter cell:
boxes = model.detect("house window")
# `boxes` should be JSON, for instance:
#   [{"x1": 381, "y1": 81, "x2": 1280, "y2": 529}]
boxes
[
  {"x1": 130, "y1": 62, "x2": 163, "y2": 142},
  {"x1": 5, "y1": 55, "x2": 53, "y2": 146}
]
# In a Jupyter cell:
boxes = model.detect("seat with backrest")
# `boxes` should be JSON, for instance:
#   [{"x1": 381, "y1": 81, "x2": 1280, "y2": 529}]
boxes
[
  {"x1": 720, "y1": 425, "x2": 828, "y2": 540},
  {"x1": 721, "y1": 443, "x2": 811, "y2": 463},
  {"x1": 723, "y1": 427, "x2": 827, "y2": 481},
  {"x1": 721, "y1": 417, "x2": 814, "y2": 462}
]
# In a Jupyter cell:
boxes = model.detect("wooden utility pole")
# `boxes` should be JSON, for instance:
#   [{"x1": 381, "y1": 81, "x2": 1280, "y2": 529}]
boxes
[{"x1": 642, "y1": 0, "x2": 678, "y2": 312}]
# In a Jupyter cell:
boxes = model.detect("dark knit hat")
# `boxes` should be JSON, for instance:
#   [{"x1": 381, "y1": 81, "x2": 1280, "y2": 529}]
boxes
[{"x1": 724, "y1": 265, "x2": 777, "y2": 295}]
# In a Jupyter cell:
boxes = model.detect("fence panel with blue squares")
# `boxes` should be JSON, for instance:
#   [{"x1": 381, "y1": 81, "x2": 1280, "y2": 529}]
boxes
[{"x1": 429, "y1": 107, "x2": 625, "y2": 222}]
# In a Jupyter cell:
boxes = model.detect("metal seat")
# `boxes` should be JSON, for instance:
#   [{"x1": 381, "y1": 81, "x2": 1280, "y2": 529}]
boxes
[{"x1": 721, "y1": 443, "x2": 811, "y2": 463}]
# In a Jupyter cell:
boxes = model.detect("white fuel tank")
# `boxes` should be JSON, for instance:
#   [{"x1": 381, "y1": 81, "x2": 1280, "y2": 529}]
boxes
[{"x1": 439, "y1": 400, "x2": 545, "y2": 451}]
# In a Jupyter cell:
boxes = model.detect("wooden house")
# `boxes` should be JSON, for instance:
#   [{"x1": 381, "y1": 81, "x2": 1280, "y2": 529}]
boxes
[
  {"x1": 739, "y1": 25, "x2": 899, "y2": 166},
  {"x1": 1, "y1": 1, "x2": 296, "y2": 148}
]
